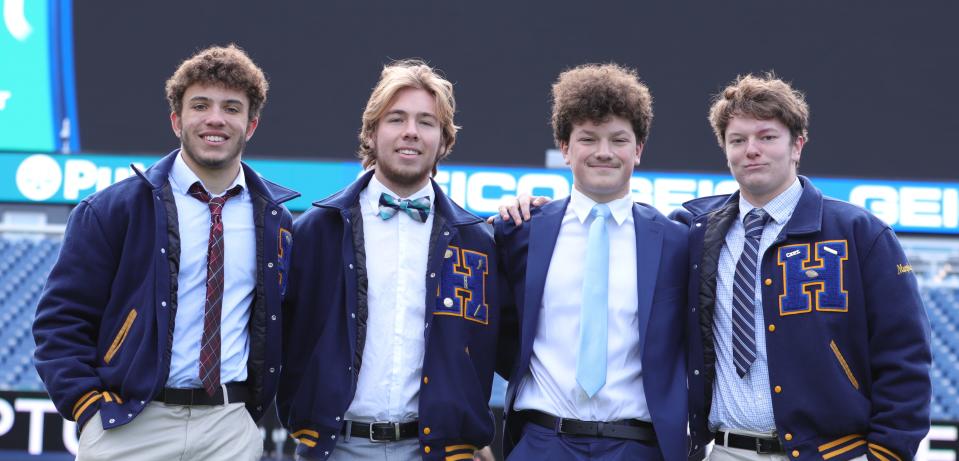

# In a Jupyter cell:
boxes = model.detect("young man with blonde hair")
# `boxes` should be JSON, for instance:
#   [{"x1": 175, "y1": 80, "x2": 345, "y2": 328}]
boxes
[
  {"x1": 34, "y1": 44, "x2": 298, "y2": 460},
  {"x1": 674, "y1": 73, "x2": 930, "y2": 460},
  {"x1": 494, "y1": 63, "x2": 690, "y2": 460},
  {"x1": 278, "y1": 59, "x2": 502, "y2": 461}
]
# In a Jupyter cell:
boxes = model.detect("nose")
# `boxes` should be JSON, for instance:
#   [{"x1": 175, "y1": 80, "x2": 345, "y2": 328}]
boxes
[
  {"x1": 744, "y1": 137, "x2": 761, "y2": 157},
  {"x1": 205, "y1": 107, "x2": 226, "y2": 127},
  {"x1": 402, "y1": 119, "x2": 420, "y2": 140},
  {"x1": 595, "y1": 139, "x2": 614, "y2": 159}
]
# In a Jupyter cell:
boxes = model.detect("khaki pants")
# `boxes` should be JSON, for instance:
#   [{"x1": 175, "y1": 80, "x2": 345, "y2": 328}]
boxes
[
  {"x1": 77, "y1": 402, "x2": 262, "y2": 461},
  {"x1": 708, "y1": 430, "x2": 868, "y2": 461}
]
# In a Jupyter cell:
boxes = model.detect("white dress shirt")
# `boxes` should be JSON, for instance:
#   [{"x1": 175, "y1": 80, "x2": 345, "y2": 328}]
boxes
[
  {"x1": 166, "y1": 153, "x2": 255, "y2": 388},
  {"x1": 514, "y1": 187, "x2": 650, "y2": 422},
  {"x1": 345, "y1": 176, "x2": 435, "y2": 422},
  {"x1": 709, "y1": 178, "x2": 803, "y2": 432}
]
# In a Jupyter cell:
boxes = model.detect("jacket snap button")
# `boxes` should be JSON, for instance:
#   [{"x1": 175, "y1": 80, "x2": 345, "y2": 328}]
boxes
[{"x1": 272, "y1": 210, "x2": 278, "y2": 216}]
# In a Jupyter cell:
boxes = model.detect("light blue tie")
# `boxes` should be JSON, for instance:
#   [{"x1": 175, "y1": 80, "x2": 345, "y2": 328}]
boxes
[{"x1": 577, "y1": 203, "x2": 610, "y2": 398}]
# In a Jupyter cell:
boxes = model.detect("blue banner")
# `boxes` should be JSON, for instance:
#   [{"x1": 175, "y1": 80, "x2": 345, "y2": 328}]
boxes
[{"x1": 4, "y1": 152, "x2": 957, "y2": 235}]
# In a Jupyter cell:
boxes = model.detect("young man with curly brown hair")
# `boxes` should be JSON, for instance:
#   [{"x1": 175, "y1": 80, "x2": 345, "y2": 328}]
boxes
[
  {"x1": 34, "y1": 44, "x2": 298, "y2": 460},
  {"x1": 493, "y1": 63, "x2": 690, "y2": 461}
]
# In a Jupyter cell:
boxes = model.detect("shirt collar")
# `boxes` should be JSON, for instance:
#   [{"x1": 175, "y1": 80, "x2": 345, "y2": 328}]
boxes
[
  {"x1": 738, "y1": 177, "x2": 803, "y2": 225},
  {"x1": 569, "y1": 187, "x2": 633, "y2": 226},
  {"x1": 169, "y1": 152, "x2": 246, "y2": 197},
  {"x1": 364, "y1": 174, "x2": 435, "y2": 211}
]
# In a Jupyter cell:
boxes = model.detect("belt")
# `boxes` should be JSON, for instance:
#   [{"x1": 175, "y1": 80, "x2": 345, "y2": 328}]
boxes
[
  {"x1": 715, "y1": 431, "x2": 784, "y2": 454},
  {"x1": 521, "y1": 410, "x2": 657, "y2": 443},
  {"x1": 343, "y1": 420, "x2": 419, "y2": 442},
  {"x1": 155, "y1": 383, "x2": 250, "y2": 406}
]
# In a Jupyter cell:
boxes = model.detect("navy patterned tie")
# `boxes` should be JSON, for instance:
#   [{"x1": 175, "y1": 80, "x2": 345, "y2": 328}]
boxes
[
  {"x1": 732, "y1": 208, "x2": 770, "y2": 378},
  {"x1": 188, "y1": 182, "x2": 242, "y2": 395},
  {"x1": 378, "y1": 192, "x2": 431, "y2": 222}
]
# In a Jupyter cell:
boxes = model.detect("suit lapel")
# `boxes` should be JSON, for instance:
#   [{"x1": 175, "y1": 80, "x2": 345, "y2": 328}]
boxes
[
  {"x1": 633, "y1": 204, "x2": 663, "y2": 357},
  {"x1": 519, "y1": 198, "x2": 569, "y2": 367}
]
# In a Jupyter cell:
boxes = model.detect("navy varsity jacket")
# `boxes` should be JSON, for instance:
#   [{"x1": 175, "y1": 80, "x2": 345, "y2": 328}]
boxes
[
  {"x1": 33, "y1": 150, "x2": 298, "y2": 433},
  {"x1": 277, "y1": 171, "x2": 502, "y2": 460},
  {"x1": 673, "y1": 176, "x2": 931, "y2": 461}
]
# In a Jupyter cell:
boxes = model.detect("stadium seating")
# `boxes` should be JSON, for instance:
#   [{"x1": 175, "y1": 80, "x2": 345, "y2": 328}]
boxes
[{"x1": 2, "y1": 235, "x2": 959, "y2": 421}]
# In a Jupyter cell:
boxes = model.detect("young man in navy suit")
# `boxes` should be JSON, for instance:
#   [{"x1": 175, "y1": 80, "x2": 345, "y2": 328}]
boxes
[
  {"x1": 493, "y1": 63, "x2": 689, "y2": 461},
  {"x1": 278, "y1": 60, "x2": 500, "y2": 461}
]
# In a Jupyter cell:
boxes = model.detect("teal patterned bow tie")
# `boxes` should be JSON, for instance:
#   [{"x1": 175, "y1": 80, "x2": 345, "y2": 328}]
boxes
[{"x1": 378, "y1": 192, "x2": 431, "y2": 222}]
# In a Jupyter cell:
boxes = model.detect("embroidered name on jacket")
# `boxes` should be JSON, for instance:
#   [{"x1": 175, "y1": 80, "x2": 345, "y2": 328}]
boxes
[
  {"x1": 777, "y1": 240, "x2": 849, "y2": 315},
  {"x1": 435, "y1": 245, "x2": 489, "y2": 324}
]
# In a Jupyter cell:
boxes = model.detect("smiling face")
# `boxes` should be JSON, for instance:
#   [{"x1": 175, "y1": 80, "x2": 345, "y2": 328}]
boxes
[
  {"x1": 369, "y1": 87, "x2": 443, "y2": 197},
  {"x1": 724, "y1": 115, "x2": 804, "y2": 206},
  {"x1": 171, "y1": 83, "x2": 258, "y2": 177},
  {"x1": 562, "y1": 115, "x2": 642, "y2": 203}
]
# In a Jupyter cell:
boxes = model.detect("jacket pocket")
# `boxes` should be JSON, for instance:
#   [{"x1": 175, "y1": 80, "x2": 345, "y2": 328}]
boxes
[
  {"x1": 829, "y1": 340, "x2": 860, "y2": 390},
  {"x1": 104, "y1": 309, "x2": 137, "y2": 364}
]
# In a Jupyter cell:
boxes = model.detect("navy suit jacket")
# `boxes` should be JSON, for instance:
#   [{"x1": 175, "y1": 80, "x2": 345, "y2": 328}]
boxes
[{"x1": 493, "y1": 197, "x2": 690, "y2": 461}]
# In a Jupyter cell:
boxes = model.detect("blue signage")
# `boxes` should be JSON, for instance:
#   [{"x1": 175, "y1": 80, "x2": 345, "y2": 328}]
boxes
[{"x1": 3, "y1": 152, "x2": 958, "y2": 235}]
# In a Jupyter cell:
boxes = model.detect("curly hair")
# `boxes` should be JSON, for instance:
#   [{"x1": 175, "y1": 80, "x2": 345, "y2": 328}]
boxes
[
  {"x1": 357, "y1": 59, "x2": 459, "y2": 175},
  {"x1": 165, "y1": 44, "x2": 268, "y2": 121},
  {"x1": 551, "y1": 63, "x2": 653, "y2": 147},
  {"x1": 708, "y1": 72, "x2": 809, "y2": 146}
]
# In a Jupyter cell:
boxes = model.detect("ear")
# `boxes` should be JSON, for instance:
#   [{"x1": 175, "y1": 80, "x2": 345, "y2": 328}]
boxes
[
  {"x1": 791, "y1": 135, "x2": 805, "y2": 165},
  {"x1": 170, "y1": 112, "x2": 182, "y2": 138},
  {"x1": 633, "y1": 142, "x2": 644, "y2": 167},
  {"x1": 245, "y1": 117, "x2": 260, "y2": 141},
  {"x1": 560, "y1": 142, "x2": 570, "y2": 165}
]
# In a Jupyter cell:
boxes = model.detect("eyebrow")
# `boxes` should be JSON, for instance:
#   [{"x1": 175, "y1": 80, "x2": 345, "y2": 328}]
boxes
[{"x1": 188, "y1": 96, "x2": 245, "y2": 106}]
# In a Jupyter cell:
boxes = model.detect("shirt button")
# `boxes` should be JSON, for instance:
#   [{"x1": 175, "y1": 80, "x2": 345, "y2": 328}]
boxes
[
  {"x1": 348, "y1": 366, "x2": 352, "y2": 371},
  {"x1": 269, "y1": 368, "x2": 275, "y2": 373},
  {"x1": 429, "y1": 272, "x2": 435, "y2": 278},
  {"x1": 764, "y1": 278, "x2": 773, "y2": 286},
  {"x1": 348, "y1": 263, "x2": 354, "y2": 270},
  {"x1": 693, "y1": 369, "x2": 699, "y2": 375},
  {"x1": 161, "y1": 301, "x2": 167, "y2": 307},
  {"x1": 693, "y1": 264, "x2": 698, "y2": 269},
  {"x1": 271, "y1": 210, "x2": 278, "y2": 216},
  {"x1": 267, "y1": 262, "x2": 274, "y2": 268},
  {"x1": 160, "y1": 248, "x2": 166, "y2": 254},
  {"x1": 271, "y1": 315, "x2": 277, "y2": 320},
  {"x1": 443, "y1": 298, "x2": 453, "y2": 307},
  {"x1": 695, "y1": 223, "x2": 702, "y2": 228},
  {"x1": 444, "y1": 249, "x2": 453, "y2": 258},
  {"x1": 443, "y1": 231, "x2": 449, "y2": 236},
  {"x1": 335, "y1": 416, "x2": 341, "y2": 421},
  {"x1": 351, "y1": 313, "x2": 356, "y2": 319},
  {"x1": 774, "y1": 385, "x2": 783, "y2": 394},
  {"x1": 331, "y1": 434, "x2": 336, "y2": 440},
  {"x1": 691, "y1": 307, "x2": 696, "y2": 313},
  {"x1": 768, "y1": 324, "x2": 776, "y2": 332}
]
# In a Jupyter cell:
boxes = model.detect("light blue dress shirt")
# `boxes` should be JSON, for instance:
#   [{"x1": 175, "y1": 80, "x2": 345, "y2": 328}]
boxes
[
  {"x1": 165, "y1": 153, "x2": 256, "y2": 388},
  {"x1": 709, "y1": 179, "x2": 803, "y2": 432}
]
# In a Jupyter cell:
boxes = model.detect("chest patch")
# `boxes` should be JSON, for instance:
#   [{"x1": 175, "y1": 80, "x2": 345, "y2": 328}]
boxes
[
  {"x1": 434, "y1": 245, "x2": 489, "y2": 325},
  {"x1": 776, "y1": 240, "x2": 848, "y2": 316}
]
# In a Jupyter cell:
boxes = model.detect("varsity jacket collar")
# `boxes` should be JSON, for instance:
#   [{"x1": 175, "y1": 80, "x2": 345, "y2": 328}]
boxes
[
  {"x1": 681, "y1": 175, "x2": 824, "y2": 236},
  {"x1": 315, "y1": 169, "x2": 483, "y2": 227},
  {"x1": 133, "y1": 149, "x2": 300, "y2": 205}
]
